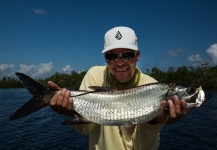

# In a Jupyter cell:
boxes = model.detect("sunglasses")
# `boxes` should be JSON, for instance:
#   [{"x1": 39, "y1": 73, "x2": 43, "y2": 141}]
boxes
[{"x1": 104, "y1": 51, "x2": 138, "y2": 62}]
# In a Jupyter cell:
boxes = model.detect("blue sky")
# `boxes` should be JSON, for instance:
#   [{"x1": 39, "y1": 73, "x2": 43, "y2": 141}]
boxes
[{"x1": 0, "y1": 0, "x2": 217, "y2": 79}]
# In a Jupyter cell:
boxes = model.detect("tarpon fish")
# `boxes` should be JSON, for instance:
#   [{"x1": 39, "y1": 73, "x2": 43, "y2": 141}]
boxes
[{"x1": 9, "y1": 72, "x2": 210, "y2": 125}]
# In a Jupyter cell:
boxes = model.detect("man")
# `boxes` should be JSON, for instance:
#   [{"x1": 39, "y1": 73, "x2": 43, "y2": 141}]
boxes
[{"x1": 48, "y1": 26, "x2": 187, "y2": 150}]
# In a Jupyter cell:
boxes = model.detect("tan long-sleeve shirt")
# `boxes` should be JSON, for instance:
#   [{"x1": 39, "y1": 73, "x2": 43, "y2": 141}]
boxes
[{"x1": 73, "y1": 66, "x2": 163, "y2": 150}]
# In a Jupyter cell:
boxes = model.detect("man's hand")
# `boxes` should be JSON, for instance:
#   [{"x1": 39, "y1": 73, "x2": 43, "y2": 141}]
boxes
[
  {"x1": 152, "y1": 95, "x2": 187, "y2": 124},
  {"x1": 166, "y1": 95, "x2": 187, "y2": 123},
  {"x1": 48, "y1": 81, "x2": 73, "y2": 116}
]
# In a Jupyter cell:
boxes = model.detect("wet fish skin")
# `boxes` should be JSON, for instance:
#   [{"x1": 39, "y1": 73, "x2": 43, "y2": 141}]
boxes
[
  {"x1": 69, "y1": 83, "x2": 206, "y2": 125},
  {"x1": 9, "y1": 72, "x2": 208, "y2": 125},
  {"x1": 70, "y1": 83, "x2": 168, "y2": 125}
]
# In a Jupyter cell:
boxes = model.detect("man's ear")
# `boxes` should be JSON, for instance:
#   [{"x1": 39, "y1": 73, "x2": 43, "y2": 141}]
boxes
[{"x1": 136, "y1": 50, "x2": 140, "y2": 62}]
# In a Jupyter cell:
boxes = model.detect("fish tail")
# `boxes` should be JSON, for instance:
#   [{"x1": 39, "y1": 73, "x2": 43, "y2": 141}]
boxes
[{"x1": 9, "y1": 72, "x2": 52, "y2": 120}]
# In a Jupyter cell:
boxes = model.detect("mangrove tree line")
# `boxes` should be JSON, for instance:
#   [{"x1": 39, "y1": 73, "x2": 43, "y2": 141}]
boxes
[{"x1": 1, "y1": 65, "x2": 217, "y2": 89}]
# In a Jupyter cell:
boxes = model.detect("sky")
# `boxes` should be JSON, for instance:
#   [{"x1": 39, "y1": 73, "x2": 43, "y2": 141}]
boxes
[{"x1": 0, "y1": 0, "x2": 217, "y2": 79}]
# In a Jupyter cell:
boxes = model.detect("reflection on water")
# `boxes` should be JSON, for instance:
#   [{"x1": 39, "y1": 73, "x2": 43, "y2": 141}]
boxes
[{"x1": 0, "y1": 89, "x2": 216, "y2": 149}]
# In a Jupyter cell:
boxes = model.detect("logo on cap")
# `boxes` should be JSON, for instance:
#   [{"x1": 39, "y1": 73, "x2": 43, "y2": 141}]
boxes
[{"x1": 115, "y1": 31, "x2": 122, "y2": 40}]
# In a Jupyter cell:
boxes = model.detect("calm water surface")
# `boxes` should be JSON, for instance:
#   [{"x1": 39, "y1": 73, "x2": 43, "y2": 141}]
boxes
[{"x1": 0, "y1": 88, "x2": 217, "y2": 150}]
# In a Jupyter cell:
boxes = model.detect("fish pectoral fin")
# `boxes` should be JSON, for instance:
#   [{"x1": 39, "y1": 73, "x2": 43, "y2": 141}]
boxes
[
  {"x1": 88, "y1": 86, "x2": 114, "y2": 91},
  {"x1": 62, "y1": 112, "x2": 92, "y2": 125}
]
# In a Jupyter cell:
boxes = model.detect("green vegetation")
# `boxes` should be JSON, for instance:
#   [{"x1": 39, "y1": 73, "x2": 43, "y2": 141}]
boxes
[
  {"x1": 0, "y1": 77, "x2": 23, "y2": 88},
  {"x1": 0, "y1": 70, "x2": 87, "y2": 90},
  {"x1": 1, "y1": 65, "x2": 217, "y2": 89},
  {"x1": 148, "y1": 64, "x2": 217, "y2": 89}
]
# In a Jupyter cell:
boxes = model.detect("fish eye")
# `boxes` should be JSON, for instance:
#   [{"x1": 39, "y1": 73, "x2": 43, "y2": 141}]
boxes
[
  {"x1": 187, "y1": 87, "x2": 195, "y2": 94},
  {"x1": 187, "y1": 85, "x2": 201, "y2": 94}
]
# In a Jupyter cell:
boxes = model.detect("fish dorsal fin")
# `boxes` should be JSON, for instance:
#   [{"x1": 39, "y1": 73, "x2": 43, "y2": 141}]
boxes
[{"x1": 88, "y1": 86, "x2": 114, "y2": 91}]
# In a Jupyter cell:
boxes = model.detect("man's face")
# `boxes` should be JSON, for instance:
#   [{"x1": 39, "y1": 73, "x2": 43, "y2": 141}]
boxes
[{"x1": 105, "y1": 48, "x2": 140, "y2": 83}]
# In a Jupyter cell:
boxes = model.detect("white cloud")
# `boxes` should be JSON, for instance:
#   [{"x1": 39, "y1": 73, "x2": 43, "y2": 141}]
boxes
[
  {"x1": 18, "y1": 62, "x2": 54, "y2": 78},
  {"x1": 188, "y1": 54, "x2": 203, "y2": 63},
  {"x1": 62, "y1": 65, "x2": 73, "y2": 74},
  {"x1": 206, "y1": 44, "x2": 217, "y2": 65},
  {"x1": 0, "y1": 64, "x2": 15, "y2": 78},
  {"x1": 77, "y1": 69, "x2": 87, "y2": 74},
  {"x1": 165, "y1": 50, "x2": 183, "y2": 57},
  {"x1": 0, "y1": 64, "x2": 14, "y2": 71},
  {"x1": 32, "y1": 8, "x2": 48, "y2": 15},
  {"x1": 187, "y1": 54, "x2": 204, "y2": 66}
]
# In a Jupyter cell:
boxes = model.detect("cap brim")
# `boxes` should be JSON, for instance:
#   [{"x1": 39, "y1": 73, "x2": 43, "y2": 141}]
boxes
[{"x1": 102, "y1": 44, "x2": 138, "y2": 53}]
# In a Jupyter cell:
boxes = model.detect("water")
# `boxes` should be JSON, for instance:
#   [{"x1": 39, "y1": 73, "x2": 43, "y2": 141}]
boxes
[{"x1": 0, "y1": 88, "x2": 217, "y2": 150}]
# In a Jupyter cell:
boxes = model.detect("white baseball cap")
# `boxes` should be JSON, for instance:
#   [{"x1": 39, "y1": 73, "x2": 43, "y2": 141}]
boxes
[{"x1": 102, "y1": 26, "x2": 139, "y2": 53}]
